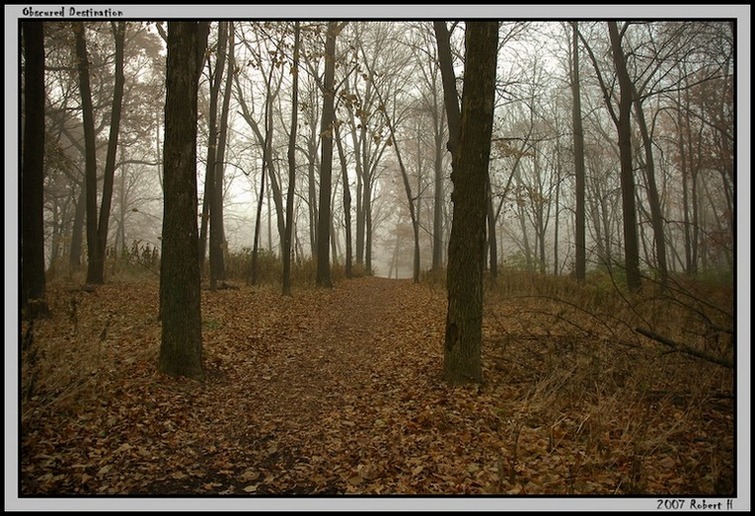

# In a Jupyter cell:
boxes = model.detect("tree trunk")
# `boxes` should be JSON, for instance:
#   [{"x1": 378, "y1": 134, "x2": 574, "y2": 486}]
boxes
[
  {"x1": 608, "y1": 22, "x2": 642, "y2": 292},
  {"x1": 432, "y1": 106, "x2": 445, "y2": 271},
  {"x1": 307, "y1": 129, "x2": 319, "y2": 258},
  {"x1": 91, "y1": 21, "x2": 126, "y2": 285},
  {"x1": 442, "y1": 22, "x2": 498, "y2": 384},
  {"x1": 552, "y1": 141, "x2": 562, "y2": 276},
  {"x1": 350, "y1": 97, "x2": 364, "y2": 267},
  {"x1": 365, "y1": 188, "x2": 373, "y2": 273},
  {"x1": 73, "y1": 22, "x2": 103, "y2": 286},
  {"x1": 159, "y1": 21, "x2": 209, "y2": 380},
  {"x1": 335, "y1": 122, "x2": 353, "y2": 278},
  {"x1": 433, "y1": 22, "x2": 462, "y2": 154},
  {"x1": 203, "y1": 22, "x2": 227, "y2": 290},
  {"x1": 211, "y1": 21, "x2": 234, "y2": 287},
  {"x1": 368, "y1": 69, "x2": 420, "y2": 282},
  {"x1": 432, "y1": 21, "x2": 463, "y2": 274},
  {"x1": 570, "y1": 22, "x2": 587, "y2": 282},
  {"x1": 21, "y1": 21, "x2": 49, "y2": 317},
  {"x1": 250, "y1": 148, "x2": 267, "y2": 286},
  {"x1": 316, "y1": 21, "x2": 338, "y2": 287},
  {"x1": 116, "y1": 146, "x2": 128, "y2": 256},
  {"x1": 69, "y1": 182, "x2": 86, "y2": 270},
  {"x1": 283, "y1": 22, "x2": 300, "y2": 295},
  {"x1": 632, "y1": 84, "x2": 668, "y2": 289},
  {"x1": 486, "y1": 175, "x2": 498, "y2": 280}
]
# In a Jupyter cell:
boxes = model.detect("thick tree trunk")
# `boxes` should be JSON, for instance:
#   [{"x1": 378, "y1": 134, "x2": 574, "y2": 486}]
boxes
[
  {"x1": 21, "y1": 21, "x2": 49, "y2": 317},
  {"x1": 442, "y1": 22, "x2": 498, "y2": 384},
  {"x1": 159, "y1": 21, "x2": 209, "y2": 380}
]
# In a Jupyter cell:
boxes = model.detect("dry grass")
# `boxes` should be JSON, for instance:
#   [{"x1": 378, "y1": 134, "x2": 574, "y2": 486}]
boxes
[{"x1": 482, "y1": 268, "x2": 735, "y2": 494}]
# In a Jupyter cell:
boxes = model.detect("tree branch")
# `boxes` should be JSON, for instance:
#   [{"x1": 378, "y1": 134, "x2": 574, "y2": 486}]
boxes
[{"x1": 635, "y1": 327, "x2": 733, "y2": 369}]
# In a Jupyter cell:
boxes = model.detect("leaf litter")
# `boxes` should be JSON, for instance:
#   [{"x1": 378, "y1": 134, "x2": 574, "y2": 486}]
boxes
[{"x1": 20, "y1": 277, "x2": 734, "y2": 495}]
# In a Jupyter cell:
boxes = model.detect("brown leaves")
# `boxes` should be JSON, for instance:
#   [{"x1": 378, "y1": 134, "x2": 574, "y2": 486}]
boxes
[{"x1": 20, "y1": 278, "x2": 733, "y2": 495}]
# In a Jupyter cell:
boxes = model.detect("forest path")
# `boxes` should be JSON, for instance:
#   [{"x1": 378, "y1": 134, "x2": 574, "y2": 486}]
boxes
[
  {"x1": 231, "y1": 277, "x2": 446, "y2": 427},
  {"x1": 191, "y1": 276, "x2": 453, "y2": 493}
]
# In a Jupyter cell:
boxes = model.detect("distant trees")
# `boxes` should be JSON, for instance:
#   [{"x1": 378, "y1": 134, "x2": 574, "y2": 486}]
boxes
[
  {"x1": 42, "y1": 22, "x2": 165, "y2": 277},
  {"x1": 158, "y1": 21, "x2": 209, "y2": 380},
  {"x1": 30, "y1": 20, "x2": 734, "y2": 291}
]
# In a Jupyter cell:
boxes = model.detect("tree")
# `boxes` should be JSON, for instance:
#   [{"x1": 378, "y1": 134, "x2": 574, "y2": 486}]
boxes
[
  {"x1": 607, "y1": 21, "x2": 642, "y2": 292},
  {"x1": 441, "y1": 21, "x2": 498, "y2": 384},
  {"x1": 578, "y1": 22, "x2": 642, "y2": 290},
  {"x1": 334, "y1": 121, "x2": 353, "y2": 278},
  {"x1": 21, "y1": 21, "x2": 49, "y2": 317},
  {"x1": 570, "y1": 22, "x2": 587, "y2": 282},
  {"x1": 211, "y1": 22, "x2": 234, "y2": 288},
  {"x1": 234, "y1": 23, "x2": 287, "y2": 280},
  {"x1": 413, "y1": 26, "x2": 449, "y2": 272},
  {"x1": 316, "y1": 21, "x2": 341, "y2": 287},
  {"x1": 94, "y1": 21, "x2": 126, "y2": 284},
  {"x1": 340, "y1": 22, "x2": 398, "y2": 273},
  {"x1": 159, "y1": 21, "x2": 209, "y2": 380},
  {"x1": 72, "y1": 22, "x2": 102, "y2": 285},
  {"x1": 361, "y1": 39, "x2": 420, "y2": 282},
  {"x1": 283, "y1": 22, "x2": 300, "y2": 295},
  {"x1": 198, "y1": 22, "x2": 229, "y2": 290},
  {"x1": 72, "y1": 22, "x2": 127, "y2": 285},
  {"x1": 372, "y1": 83, "x2": 421, "y2": 283}
]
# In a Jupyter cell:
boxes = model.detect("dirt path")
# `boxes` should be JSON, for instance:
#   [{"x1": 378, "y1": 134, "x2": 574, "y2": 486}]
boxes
[
  {"x1": 247, "y1": 278, "x2": 441, "y2": 425},
  {"x1": 187, "y1": 277, "x2": 452, "y2": 494}
]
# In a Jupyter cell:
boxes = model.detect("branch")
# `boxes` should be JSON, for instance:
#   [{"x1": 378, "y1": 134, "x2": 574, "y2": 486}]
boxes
[{"x1": 635, "y1": 327, "x2": 733, "y2": 369}]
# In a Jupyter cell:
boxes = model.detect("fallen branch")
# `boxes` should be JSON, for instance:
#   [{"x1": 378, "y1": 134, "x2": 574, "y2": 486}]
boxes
[{"x1": 635, "y1": 327, "x2": 733, "y2": 369}]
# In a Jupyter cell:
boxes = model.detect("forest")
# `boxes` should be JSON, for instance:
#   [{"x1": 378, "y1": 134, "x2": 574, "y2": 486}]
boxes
[{"x1": 16, "y1": 15, "x2": 740, "y2": 505}]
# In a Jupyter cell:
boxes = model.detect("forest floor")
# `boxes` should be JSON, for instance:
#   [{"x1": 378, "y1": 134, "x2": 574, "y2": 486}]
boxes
[{"x1": 19, "y1": 276, "x2": 735, "y2": 497}]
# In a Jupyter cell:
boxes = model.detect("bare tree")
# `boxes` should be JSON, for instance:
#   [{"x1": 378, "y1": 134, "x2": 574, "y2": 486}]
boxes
[
  {"x1": 316, "y1": 21, "x2": 345, "y2": 287},
  {"x1": 283, "y1": 22, "x2": 300, "y2": 295},
  {"x1": 441, "y1": 21, "x2": 499, "y2": 384},
  {"x1": 570, "y1": 22, "x2": 587, "y2": 281}
]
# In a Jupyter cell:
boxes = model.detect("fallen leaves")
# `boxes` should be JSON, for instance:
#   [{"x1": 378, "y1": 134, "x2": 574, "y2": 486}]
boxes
[{"x1": 19, "y1": 277, "x2": 734, "y2": 495}]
